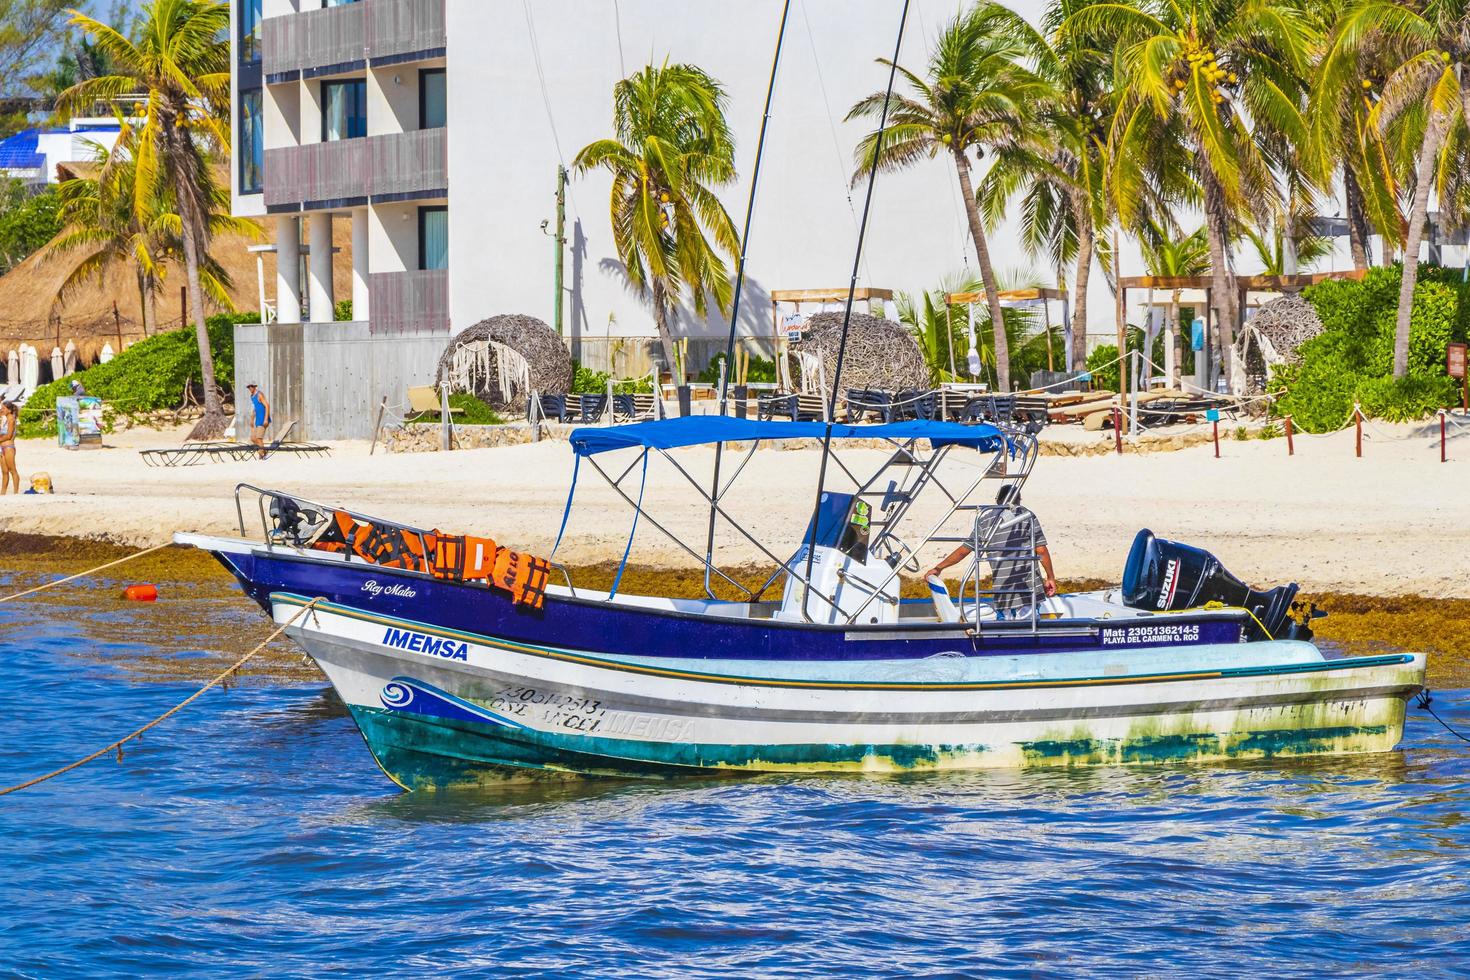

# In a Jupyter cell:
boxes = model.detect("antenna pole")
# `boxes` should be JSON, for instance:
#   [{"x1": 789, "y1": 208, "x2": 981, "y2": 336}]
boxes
[
  {"x1": 700, "y1": 0, "x2": 793, "y2": 597},
  {"x1": 801, "y1": 0, "x2": 912, "y2": 619}
]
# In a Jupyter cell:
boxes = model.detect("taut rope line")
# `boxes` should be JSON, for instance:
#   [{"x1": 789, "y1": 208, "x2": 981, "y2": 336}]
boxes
[
  {"x1": 0, "y1": 543, "x2": 174, "y2": 604},
  {"x1": 0, "y1": 599, "x2": 321, "y2": 797}
]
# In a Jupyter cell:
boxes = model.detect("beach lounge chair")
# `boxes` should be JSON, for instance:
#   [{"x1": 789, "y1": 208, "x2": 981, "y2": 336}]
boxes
[
  {"x1": 611, "y1": 393, "x2": 661, "y2": 423},
  {"x1": 845, "y1": 388, "x2": 894, "y2": 423},
  {"x1": 407, "y1": 385, "x2": 463, "y2": 421},
  {"x1": 139, "y1": 419, "x2": 331, "y2": 466},
  {"x1": 530, "y1": 393, "x2": 569, "y2": 423},
  {"x1": 892, "y1": 389, "x2": 939, "y2": 421},
  {"x1": 574, "y1": 394, "x2": 608, "y2": 423}
]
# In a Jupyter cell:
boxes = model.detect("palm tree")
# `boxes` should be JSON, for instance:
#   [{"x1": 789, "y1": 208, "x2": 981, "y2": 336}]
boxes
[
  {"x1": 60, "y1": 0, "x2": 233, "y2": 437},
  {"x1": 573, "y1": 63, "x2": 740, "y2": 375},
  {"x1": 848, "y1": 3, "x2": 1054, "y2": 391},
  {"x1": 47, "y1": 128, "x2": 169, "y2": 336},
  {"x1": 1139, "y1": 221, "x2": 1208, "y2": 386},
  {"x1": 1315, "y1": 0, "x2": 1469, "y2": 377},
  {"x1": 48, "y1": 124, "x2": 254, "y2": 336},
  {"x1": 1065, "y1": 0, "x2": 1311, "y2": 393}
]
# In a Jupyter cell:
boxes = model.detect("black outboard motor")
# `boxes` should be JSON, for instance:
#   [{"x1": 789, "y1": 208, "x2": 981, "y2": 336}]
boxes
[{"x1": 1121, "y1": 529, "x2": 1307, "y2": 641}]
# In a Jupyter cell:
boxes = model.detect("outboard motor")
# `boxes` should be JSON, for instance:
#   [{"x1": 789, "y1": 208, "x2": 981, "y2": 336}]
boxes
[{"x1": 1121, "y1": 529, "x2": 1307, "y2": 641}]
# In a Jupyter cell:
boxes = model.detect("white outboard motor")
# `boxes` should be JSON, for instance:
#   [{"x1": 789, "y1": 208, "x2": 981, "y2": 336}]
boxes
[{"x1": 777, "y1": 492, "x2": 900, "y2": 625}]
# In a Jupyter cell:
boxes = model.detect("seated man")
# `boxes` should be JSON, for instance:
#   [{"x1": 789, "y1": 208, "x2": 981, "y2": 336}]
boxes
[{"x1": 922, "y1": 484, "x2": 1056, "y2": 617}]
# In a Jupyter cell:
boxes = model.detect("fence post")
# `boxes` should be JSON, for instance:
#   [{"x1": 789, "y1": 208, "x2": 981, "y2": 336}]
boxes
[
  {"x1": 440, "y1": 380, "x2": 451, "y2": 452},
  {"x1": 1212, "y1": 418, "x2": 1220, "y2": 458},
  {"x1": 1284, "y1": 415, "x2": 1294, "y2": 456},
  {"x1": 1354, "y1": 402, "x2": 1362, "y2": 458},
  {"x1": 1112, "y1": 406, "x2": 1123, "y2": 455},
  {"x1": 1441, "y1": 410, "x2": 1448, "y2": 463}
]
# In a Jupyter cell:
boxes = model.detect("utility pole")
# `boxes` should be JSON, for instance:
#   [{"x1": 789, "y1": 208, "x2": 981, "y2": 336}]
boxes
[{"x1": 552, "y1": 165, "x2": 567, "y2": 335}]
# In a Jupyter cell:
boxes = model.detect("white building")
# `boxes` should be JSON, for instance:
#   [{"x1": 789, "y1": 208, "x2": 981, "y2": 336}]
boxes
[{"x1": 0, "y1": 118, "x2": 126, "y2": 186}]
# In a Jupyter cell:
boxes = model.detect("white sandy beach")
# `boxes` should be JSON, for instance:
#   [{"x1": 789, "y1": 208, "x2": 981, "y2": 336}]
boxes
[{"x1": 1, "y1": 420, "x2": 1467, "y2": 598}]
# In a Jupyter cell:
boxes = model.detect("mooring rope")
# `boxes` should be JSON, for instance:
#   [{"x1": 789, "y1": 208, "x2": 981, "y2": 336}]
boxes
[
  {"x1": 1416, "y1": 690, "x2": 1470, "y2": 744},
  {"x1": 0, "y1": 599, "x2": 321, "y2": 797},
  {"x1": 0, "y1": 542, "x2": 174, "y2": 604}
]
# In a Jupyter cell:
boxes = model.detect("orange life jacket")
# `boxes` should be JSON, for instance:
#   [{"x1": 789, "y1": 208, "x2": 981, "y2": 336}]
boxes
[{"x1": 311, "y1": 510, "x2": 365, "y2": 555}]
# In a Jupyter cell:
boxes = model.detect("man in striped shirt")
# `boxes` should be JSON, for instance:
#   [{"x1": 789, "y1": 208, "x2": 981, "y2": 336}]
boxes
[{"x1": 922, "y1": 484, "x2": 1057, "y2": 616}]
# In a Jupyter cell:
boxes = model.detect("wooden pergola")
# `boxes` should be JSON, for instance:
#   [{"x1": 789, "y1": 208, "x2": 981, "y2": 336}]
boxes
[
  {"x1": 770, "y1": 287, "x2": 895, "y2": 334},
  {"x1": 944, "y1": 288, "x2": 1072, "y2": 374},
  {"x1": 1114, "y1": 269, "x2": 1365, "y2": 401}
]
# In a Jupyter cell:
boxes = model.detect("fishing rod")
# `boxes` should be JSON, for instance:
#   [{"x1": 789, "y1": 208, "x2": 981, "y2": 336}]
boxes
[
  {"x1": 701, "y1": 0, "x2": 793, "y2": 599},
  {"x1": 801, "y1": 0, "x2": 912, "y2": 620}
]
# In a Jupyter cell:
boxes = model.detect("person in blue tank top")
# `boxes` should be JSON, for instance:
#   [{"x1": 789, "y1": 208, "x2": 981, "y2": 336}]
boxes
[{"x1": 246, "y1": 383, "x2": 271, "y2": 459}]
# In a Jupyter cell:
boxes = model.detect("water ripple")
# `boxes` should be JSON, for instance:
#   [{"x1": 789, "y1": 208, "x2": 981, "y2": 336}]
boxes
[{"x1": 1, "y1": 606, "x2": 1469, "y2": 975}]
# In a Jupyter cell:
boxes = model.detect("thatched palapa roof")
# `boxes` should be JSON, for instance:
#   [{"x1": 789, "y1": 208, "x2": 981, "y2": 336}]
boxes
[{"x1": 0, "y1": 179, "x2": 355, "y2": 367}]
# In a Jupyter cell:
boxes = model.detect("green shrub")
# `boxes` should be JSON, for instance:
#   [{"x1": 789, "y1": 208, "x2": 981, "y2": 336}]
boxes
[
  {"x1": 334, "y1": 299, "x2": 354, "y2": 321},
  {"x1": 697, "y1": 353, "x2": 778, "y2": 385},
  {"x1": 571, "y1": 361, "x2": 653, "y2": 394},
  {"x1": 1275, "y1": 266, "x2": 1462, "y2": 432},
  {"x1": 1086, "y1": 344, "x2": 1120, "y2": 393},
  {"x1": 16, "y1": 312, "x2": 257, "y2": 437}
]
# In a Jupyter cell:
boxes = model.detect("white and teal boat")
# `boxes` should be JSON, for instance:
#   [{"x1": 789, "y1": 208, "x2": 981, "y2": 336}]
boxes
[{"x1": 268, "y1": 589, "x2": 1424, "y2": 789}]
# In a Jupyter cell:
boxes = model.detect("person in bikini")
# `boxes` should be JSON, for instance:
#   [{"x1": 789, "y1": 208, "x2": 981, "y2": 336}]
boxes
[{"x1": 0, "y1": 401, "x2": 19, "y2": 494}]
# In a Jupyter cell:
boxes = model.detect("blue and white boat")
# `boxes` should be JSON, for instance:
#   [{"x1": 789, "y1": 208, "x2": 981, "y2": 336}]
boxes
[{"x1": 179, "y1": 416, "x2": 1427, "y2": 789}]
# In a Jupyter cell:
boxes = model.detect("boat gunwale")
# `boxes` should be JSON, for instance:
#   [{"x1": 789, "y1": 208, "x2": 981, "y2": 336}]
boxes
[{"x1": 196, "y1": 533, "x2": 1254, "y2": 640}]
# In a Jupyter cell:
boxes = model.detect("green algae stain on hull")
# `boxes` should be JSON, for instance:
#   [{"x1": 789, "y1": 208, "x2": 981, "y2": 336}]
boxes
[{"x1": 346, "y1": 702, "x2": 1413, "y2": 792}]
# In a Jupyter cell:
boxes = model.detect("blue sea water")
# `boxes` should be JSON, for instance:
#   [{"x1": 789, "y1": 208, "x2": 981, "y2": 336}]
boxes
[{"x1": 2, "y1": 593, "x2": 1469, "y2": 976}]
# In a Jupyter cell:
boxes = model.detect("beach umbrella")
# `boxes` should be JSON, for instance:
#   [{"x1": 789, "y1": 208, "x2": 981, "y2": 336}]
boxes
[
  {"x1": 20, "y1": 344, "x2": 39, "y2": 390},
  {"x1": 50, "y1": 347, "x2": 63, "y2": 381},
  {"x1": 5, "y1": 349, "x2": 14, "y2": 384},
  {"x1": 99, "y1": 343, "x2": 115, "y2": 364},
  {"x1": 63, "y1": 341, "x2": 77, "y2": 375}
]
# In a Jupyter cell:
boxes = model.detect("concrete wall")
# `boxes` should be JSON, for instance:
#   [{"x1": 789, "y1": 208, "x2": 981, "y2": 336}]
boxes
[
  {"x1": 447, "y1": 0, "x2": 1054, "y2": 360},
  {"x1": 236, "y1": 321, "x2": 447, "y2": 440}
]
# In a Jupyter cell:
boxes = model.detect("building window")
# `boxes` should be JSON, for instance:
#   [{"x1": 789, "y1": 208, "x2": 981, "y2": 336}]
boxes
[
  {"x1": 419, "y1": 68, "x2": 446, "y2": 129},
  {"x1": 321, "y1": 0, "x2": 362, "y2": 7},
  {"x1": 239, "y1": 0, "x2": 262, "y2": 62},
  {"x1": 419, "y1": 206, "x2": 447, "y2": 270},
  {"x1": 321, "y1": 79, "x2": 367, "y2": 141},
  {"x1": 239, "y1": 88, "x2": 263, "y2": 194}
]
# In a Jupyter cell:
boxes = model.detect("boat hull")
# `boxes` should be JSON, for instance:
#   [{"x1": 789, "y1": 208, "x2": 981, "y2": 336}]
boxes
[{"x1": 274, "y1": 595, "x2": 1426, "y2": 790}]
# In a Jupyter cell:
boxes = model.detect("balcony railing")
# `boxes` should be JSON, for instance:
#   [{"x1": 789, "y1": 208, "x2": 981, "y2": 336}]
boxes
[
  {"x1": 265, "y1": 129, "x2": 445, "y2": 207},
  {"x1": 367, "y1": 0, "x2": 446, "y2": 61},
  {"x1": 369, "y1": 270, "x2": 449, "y2": 335},
  {"x1": 262, "y1": 2, "x2": 366, "y2": 77},
  {"x1": 370, "y1": 127, "x2": 447, "y2": 198},
  {"x1": 262, "y1": 0, "x2": 443, "y2": 76},
  {"x1": 264, "y1": 139, "x2": 369, "y2": 208}
]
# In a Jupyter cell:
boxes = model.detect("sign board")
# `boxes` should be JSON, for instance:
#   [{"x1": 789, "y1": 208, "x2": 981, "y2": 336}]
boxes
[
  {"x1": 1448, "y1": 342, "x2": 1467, "y2": 379},
  {"x1": 1191, "y1": 318, "x2": 1206, "y2": 352},
  {"x1": 55, "y1": 396, "x2": 103, "y2": 450}
]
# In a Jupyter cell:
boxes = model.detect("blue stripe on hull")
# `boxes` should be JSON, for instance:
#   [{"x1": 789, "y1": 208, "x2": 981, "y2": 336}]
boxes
[{"x1": 214, "y1": 550, "x2": 1245, "y2": 664}]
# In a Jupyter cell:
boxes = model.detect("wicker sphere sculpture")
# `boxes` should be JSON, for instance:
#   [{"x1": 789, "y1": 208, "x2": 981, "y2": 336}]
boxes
[
  {"x1": 790, "y1": 311, "x2": 930, "y2": 397},
  {"x1": 1239, "y1": 294, "x2": 1325, "y2": 395},
  {"x1": 1246, "y1": 295, "x2": 1324, "y2": 364},
  {"x1": 433, "y1": 313, "x2": 573, "y2": 413}
]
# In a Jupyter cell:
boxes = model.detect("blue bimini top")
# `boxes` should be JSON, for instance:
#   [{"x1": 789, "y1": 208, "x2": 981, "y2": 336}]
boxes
[{"x1": 567, "y1": 415, "x2": 1008, "y2": 457}]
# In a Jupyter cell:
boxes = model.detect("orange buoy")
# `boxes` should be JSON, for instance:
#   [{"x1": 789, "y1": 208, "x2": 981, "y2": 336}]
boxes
[{"x1": 122, "y1": 584, "x2": 158, "y2": 602}]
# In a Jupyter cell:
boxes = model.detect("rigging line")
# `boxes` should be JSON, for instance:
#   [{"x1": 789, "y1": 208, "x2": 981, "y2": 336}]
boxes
[
  {"x1": 801, "y1": 0, "x2": 913, "y2": 620},
  {"x1": 521, "y1": 0, "x2": 578, "y2": 212},
  {"x1": 612, "y1": 0, "x2": 627, "y2": 76},
  {"x1": 799, "y1": 0, "x2": 872, "y2": 283},
  {"x1": 700, "y1": 0, "x2": 794, "y2": 597}
]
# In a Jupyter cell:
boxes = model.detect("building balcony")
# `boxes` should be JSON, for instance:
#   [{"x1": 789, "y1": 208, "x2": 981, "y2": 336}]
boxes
[
  {"x1": 369, "y1": 269, "x2": 449, "y2": 335},
  {"x1": 263, "y1": 138, "x2": 370, "y2": 209},
  {"x1": 369, "y1": 127, "x2": 447, "y2": 199},
  {"x1": 264, "y1": 128, "x2": 445, "y2": 210},
  {"x1": 262, "y1": 0, "x2": 443, "y2": 79},
  {"x1": 262, "y1": 2, "x2": 366, "y2": 79},
  {"x1": 366, "y1": 0, "x2": 446, "y2": 62}
]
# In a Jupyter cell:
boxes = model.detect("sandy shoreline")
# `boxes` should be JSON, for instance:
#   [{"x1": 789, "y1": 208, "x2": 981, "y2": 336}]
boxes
[{"x1": 1, "y1": 420, "x2": 1467, "y2": 599}]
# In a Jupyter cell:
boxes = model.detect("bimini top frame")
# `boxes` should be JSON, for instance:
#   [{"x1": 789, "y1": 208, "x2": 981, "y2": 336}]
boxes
[{"x1": 557, "y1": 416, "x2": 1039, "y2": 622}]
